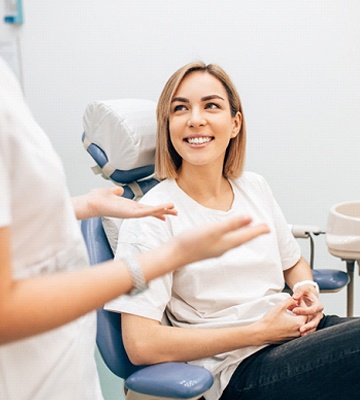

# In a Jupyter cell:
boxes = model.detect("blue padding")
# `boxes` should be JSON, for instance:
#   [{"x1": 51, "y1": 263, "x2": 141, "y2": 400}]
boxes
[
  {"x1": 122, "y1": 179, "x2": 159, "y2": 199},
  {"x1": 125, "y1": 362, "x2": 214, "y2": 399},
  {"x1": 82, "y1": 133, "x2": 155, "y2": 184},
  {"x1": 110, "y1": 165, "x2": 155, "y2": 184},
  {"x1": 81, "y1": 217, "x2": 113, "y2": 264},
  {"x1": 312, "y1": 269, "x2": 350, "y2": 291},
  {"x1": 82, "y1": 132, "x2": 109, "y2": 168},
  {"x1": 96, "y1": 308, "x2": 146, "y2": 379},
  {"x1": 81, "y1": 217, "x2": 146, "y2": 379}
]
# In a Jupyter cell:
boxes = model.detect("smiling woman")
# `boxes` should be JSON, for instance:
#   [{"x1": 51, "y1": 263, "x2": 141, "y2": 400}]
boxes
[
  {"x1": 168, "y1": 71, "x2": 241, "y2": 208},
  {"x1": 156, "y1": 63, "x2": 246, "y2": 181},
  {"x1": 104, "y1": 61, "x2": 360, "y2": 400}
]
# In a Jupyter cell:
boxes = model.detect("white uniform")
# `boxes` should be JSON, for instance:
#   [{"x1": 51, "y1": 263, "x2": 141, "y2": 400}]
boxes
[
  {"x1": 106, "y1": 176, "x2": 301, "y2": 400},
  {"x1": 0, "y1": 58, "x2": 103, "y2": 400}
]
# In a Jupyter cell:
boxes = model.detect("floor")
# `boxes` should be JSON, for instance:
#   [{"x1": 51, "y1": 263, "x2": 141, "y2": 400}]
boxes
[{"x1": 95, "y1": 347, "x2": 125, "y2": 400}]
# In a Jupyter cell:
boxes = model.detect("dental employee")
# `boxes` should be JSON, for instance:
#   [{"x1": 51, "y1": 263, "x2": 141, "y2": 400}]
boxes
[{"x1": 0, "y1": 57, "x2": 268, "y2": 400}]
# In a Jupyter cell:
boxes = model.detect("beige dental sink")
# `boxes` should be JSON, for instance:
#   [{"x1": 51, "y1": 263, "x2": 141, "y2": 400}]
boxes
[
  {"x1": 326, "y1": 200, "x2": 360, "y2": 317},
  {"x1": 326, "y1": 201, "x2": 360, "y2": 261}
]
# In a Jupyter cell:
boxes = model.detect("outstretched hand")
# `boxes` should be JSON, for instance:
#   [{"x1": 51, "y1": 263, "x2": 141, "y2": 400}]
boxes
[
  {"x1": 72, "y1": 187, "x2": 178, "y2": 221},
  {"x1": 176, "y1": 215, "x2": 270, "y2": 264}
]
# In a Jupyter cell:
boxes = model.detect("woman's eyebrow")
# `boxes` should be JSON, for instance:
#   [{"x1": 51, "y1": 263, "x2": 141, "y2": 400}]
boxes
[
  {"x1": 171, "y1": 97, "x2": 189, "y2": 103},
  {"x1": 171, "y1": 95, "x2": 225, "y2": 103},
  {"x1": 201, "y1": 95, "x2": 225, "y2": 102}
]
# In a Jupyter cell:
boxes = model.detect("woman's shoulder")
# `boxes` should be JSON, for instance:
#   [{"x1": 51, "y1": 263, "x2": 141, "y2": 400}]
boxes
[
  {"x1": 231, "y1": 171, "x2": 273, "y2": 198},
  {"x1": 140, "y1": 179, "x2": 177, "y2": 205}
]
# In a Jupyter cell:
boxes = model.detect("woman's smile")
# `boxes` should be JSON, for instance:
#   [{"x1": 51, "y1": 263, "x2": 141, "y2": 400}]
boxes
[{"x1": 184, "y1": 135, "x2": 214, "y2": 145}]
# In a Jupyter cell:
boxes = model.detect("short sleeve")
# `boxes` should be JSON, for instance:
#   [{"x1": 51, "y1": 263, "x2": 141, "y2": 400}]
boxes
[
  {"x1": 257, "y1": 175, "x2": 301, "y2": 270},
  {"x1": 104, "y1": 214, "x2": 173, "y2": 321}
]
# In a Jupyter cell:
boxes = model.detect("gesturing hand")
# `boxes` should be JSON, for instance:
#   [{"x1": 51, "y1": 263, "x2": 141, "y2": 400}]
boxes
[
  {"x1": 176, "y1": 215, "x2": 269, "y2": 264},
  {"x1": 73, "y1": 187, "x2": 178, "y2": 220}
]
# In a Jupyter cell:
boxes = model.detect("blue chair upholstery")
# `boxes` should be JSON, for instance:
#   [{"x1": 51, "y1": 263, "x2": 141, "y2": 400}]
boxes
[
  {"x1": 81, "y1": 216, "x2": 214, "y2": 399},
  {"x1": 312, "y1": 269, "x2": 349, "y2": 292}
]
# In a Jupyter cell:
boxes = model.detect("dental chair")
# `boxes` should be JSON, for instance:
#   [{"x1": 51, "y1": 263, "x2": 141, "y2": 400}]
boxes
[
  {"x1": 81, "y1": 99, "x2": 351, "y2": 399},
  {"x1": 82, "y1": 99, "x2": 213, "y2": 400}
]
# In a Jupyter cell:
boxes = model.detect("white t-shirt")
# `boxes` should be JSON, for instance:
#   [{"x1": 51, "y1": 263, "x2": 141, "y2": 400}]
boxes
[
  {"x1": 0, "y1": 58, "x2": 103, "y2": 400},
  {"x1": 105, "y1": 175, "x2": 301, "y2": 400}
]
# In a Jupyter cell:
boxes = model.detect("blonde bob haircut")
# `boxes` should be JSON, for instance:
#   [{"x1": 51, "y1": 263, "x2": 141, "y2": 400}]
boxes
[{"x1": 155, "y1": 61, "x2": 246, "y2": 180}]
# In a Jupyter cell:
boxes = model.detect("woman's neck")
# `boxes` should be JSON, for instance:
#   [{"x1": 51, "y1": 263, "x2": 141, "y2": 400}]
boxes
[{"x1": 176, "y1": 165, "x2": 234, "y2": 211}]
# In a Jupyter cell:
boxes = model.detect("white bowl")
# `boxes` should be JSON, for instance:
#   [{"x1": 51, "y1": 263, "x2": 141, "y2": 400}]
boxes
[{"x1": 326, "y1": 201, "x2": 360, "y2": 260}]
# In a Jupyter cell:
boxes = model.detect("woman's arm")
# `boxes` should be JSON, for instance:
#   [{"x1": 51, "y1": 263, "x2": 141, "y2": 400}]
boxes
[
  {"x1": 0, "y1": 215, "x2": 268, "y2": 344},
  {"x1": 283, "y1": 256, "x2": 314, "y2": 289},
  {"x1": 122, "y1": 296, "x2": 307, "y2": 366},
  {"x1": 72, "y1": 187, "x2": 178, "y2": 221}
]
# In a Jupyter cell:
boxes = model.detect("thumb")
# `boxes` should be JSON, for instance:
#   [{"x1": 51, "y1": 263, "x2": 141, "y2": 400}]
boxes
[
  {"x1": 112, "y1": 186, "x2": 125, "y2": 197},
  {"x1": 280, "y1": 297, "x2": 298, "y2": 312},
  {"x1": 292, "y1": 289, "x2": 301, "y2": 301}
]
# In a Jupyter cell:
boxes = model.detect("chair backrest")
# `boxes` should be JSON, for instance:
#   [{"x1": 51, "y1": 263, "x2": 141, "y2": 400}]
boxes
[
  {"x1": 82, "y1": 98, "x2": 158, "y2": 188},
  {"x1": 81, "y1": 98, "x2": 160, "y2": 379},
  {"x1": 81, "y1": 217, "x2": 146, "y2": 379}
]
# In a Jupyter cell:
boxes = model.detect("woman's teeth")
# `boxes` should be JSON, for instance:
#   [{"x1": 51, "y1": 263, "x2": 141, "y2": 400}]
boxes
[{"x1": 186, "y1": 137, "x2": 212, "y2": 145}]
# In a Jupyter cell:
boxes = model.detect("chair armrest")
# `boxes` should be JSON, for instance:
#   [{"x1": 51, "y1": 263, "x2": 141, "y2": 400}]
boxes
[{"x1": 125, "y1": 362, "x2": 214, "y2": 399}]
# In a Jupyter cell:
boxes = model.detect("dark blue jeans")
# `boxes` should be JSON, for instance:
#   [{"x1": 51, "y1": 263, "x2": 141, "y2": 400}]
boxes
[{"x1": 220, "y1": 315, "x2": 360, "y2": 400}]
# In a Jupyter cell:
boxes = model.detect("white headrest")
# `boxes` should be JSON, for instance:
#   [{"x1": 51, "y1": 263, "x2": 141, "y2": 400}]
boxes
[{"x1": 83, "y1": 99, "x2": 157, "y2": 175}]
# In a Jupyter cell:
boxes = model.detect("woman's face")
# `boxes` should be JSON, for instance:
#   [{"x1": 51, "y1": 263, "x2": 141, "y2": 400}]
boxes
[{"x1": 169, "y1": 71, "x2": 241, "y2": 172}]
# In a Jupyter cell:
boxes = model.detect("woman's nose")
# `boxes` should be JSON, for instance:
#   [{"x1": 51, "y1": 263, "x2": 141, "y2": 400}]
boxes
[{"x1": 187, "y1": 108, "x2": 206, "y2": 128}]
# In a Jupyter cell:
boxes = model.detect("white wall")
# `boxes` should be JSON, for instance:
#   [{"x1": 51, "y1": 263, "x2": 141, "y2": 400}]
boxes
[{"x1": 1, "y1": 1, "x2": 359, "y2": 312}]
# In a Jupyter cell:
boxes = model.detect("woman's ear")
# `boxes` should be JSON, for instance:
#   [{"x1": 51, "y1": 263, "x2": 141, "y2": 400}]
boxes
[{"x1": 231, "y1": 112, "x2": 242, "y2": 138}]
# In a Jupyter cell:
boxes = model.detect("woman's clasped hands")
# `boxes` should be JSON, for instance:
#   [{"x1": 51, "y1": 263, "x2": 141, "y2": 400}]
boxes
[{"x1": 259, "y1": 286, "x2": 324, "y2": 345}]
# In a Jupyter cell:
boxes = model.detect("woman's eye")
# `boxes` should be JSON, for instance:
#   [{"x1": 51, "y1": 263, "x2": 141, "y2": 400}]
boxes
[
  {"x1": 173, "y1": 104, "x2": 187, "y2": 112},
  {"x1": 205, "y1": 102, "x2": 219, "y2": 109}
]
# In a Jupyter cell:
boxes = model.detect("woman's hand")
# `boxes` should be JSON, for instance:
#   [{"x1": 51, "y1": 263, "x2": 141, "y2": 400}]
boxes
[
  {"x1": 291, "y1": 285, "x2": 324, "y2": 336},
  {"x1": 72, "y1": 187, "x2": 178, "y2": 220},
  {"x1": 283, "y1": 258, "x2": 324, "y2": 336},
  {"x1": 256, "y1": 297, "x2": 306, "y2": 344}
]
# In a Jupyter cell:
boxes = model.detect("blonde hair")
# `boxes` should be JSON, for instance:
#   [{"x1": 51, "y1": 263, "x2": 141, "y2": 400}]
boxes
[{"x1": 156, "y1": 62, "x2": 246, "y2": 180}]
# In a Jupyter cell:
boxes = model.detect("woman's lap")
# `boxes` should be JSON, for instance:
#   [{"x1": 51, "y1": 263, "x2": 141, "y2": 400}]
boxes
[{"x1": 220, "y1": 315, "x2": 360, "y2": 400}]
